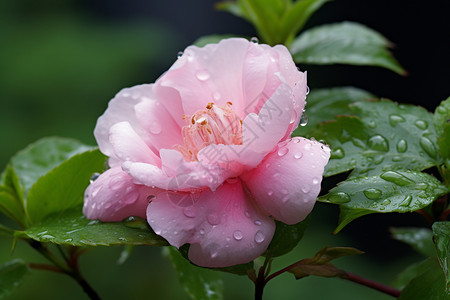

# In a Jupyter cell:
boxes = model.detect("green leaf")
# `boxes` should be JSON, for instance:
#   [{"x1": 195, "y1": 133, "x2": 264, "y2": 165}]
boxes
[
  {"x1": 433, "y1": 221, "x2": 450, "y2": 293},
  {"x1": 0, "y1": 259, "x2": 30, "y2": 299},
  {"x1": 313, "y1": 99, "x2": 440, "y2": 177},
  {"x1": 165, "y1": 247, "x2": 224, "y2": 300},
  {"x1": 8, "y1": 137, "x2": 95, "y2": 196},
  {"x1": 117, "y1": 245, "x2": 135, "y2": 265},
  {"x1": 0, "y1": 224, "x2": 14, "y2": 237},
  {"x1": 434, "y1": 97, "x2": 450, "y2": 163},
  {"x1": 0, "y1": 185, "x2": 26, "y2": 227},
  {"x1": 320, "y1": 171, "x2": 447, "y2": 232},
  {"x1": 26, "y1": 149, "x2": 106, "y2": 224},
  {"x1": 278, "y1": 0, "x2": 330, "y2": 46},
  {"x1": 393, "y1": 258, "x2": 433, "y2": 290},
  {"x1": 391, "y1": 227, "x2": 435, "y2": 257},
  {"x1": 288, "y1": 246, "x2": 363, "y2": 279},
  {"x1": 398, "y1": 257, "x2": 447, "y2": 300},
  {"x1": 290, "y1": 22, "x2": 406, "y2": 74},
  {"x1": 193, "y1": 34, "x2": 239, "y2": 47},
  {"x1": 1, "y1": 166, "x2": 24, "y2": 203},
  {"x1": 17, "y1": 209, "x2": 167, "y2": 246},
  {"x1": 294, "y1": 86, "x2": 375, "y2": 137},
  {"x1": 265, "y1": 217, "x2": 309, "y2": 258}
]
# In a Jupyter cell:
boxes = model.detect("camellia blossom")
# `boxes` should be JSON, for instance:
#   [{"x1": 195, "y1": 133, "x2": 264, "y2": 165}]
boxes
[{"x1": 83, "y1": 38, "x2": 330, "y2": 267}]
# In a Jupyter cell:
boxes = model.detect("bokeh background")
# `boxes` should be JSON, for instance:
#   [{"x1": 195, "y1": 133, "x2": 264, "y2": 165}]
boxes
[{"x1": 0, "y1": 0, "x2": 449, "y2": 299}]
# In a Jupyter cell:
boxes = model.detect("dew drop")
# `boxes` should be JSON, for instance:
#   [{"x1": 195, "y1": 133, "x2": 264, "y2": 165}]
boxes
[
  {"x1": 301, "y1": 186, "x2": 310, "y2": 193},
  {"x1": 399, "y1": 195, "x2": 413, "y2": 207},
  {"x1": 396, "y1": 139, "x2": 408, "y2": 153},
  {"x1": 213, "y1": 92, "x2": 221, "y2": 100},
  {"x1": 293, "y1": 138, "x2": 301, "y2": 144},
  {"x1": 367, "y1": 135, "x2": 389, "y2": 152},
  {"x1": 278, "y1": 147, "x2": 289, "y2": 157},
  {"x1": 327, "y1": 192, "x2": 351, "y2": 203},
  {"x1": 233, "y1": 230, "x2": 243, "y2": 240},
  {"x1": 414, "y1": 182, "x2": 428, "y2": 190},
  {"x1": 306, "y1": 86, "x2": 310, "y2": 95},
  {"x1": 250, "y1": 37, "x2": 259, "y2": 43},
  {"x1": 380, "y1": 171, "x2": 414, "y2": 186},
  {"x1": 90, "y1": 173, "x2": 100, "y2": 184},
  {"x1": 312, "y1": 177, "x2": 320, "y2": 185},
  {"x1": 196, "y1": 70, "x2": 210, "y2": 81},
  {"x1": 294, "y1": 152, "x2": 303, "y2": 159},
  {"x1": 177, "y1": 51, "x2": 183, "y2": 58},
  {"x1": 414, "y1": 120, "x2": 428, "y2": 130},
  {"x1": 254, "y1": 231, "x2": 265, "y2": 244},
  {"x1": 147, "y1": 195, "x2": 155, "y2": 203},
  {"x1": 199, "y1": 229, "x2": 205, "y2": 235},
  {"x1": 330, "y1": 148, "x2": 345, "y2": 159},
  {"x1": 304, "y1": 143, "x2": 312, "y2": 150},
  {"x1": 122, "y1": 216, "x2": 148, "y2": 230},
  {"x1": 267, "y1": 190, "x2": 273, "y2": 196},
  {"x1": 419, "y1": 136, "x2": 437, "y2": 158},
  {"x1": 389, "y1": 114, "x2": 406, "y2": 127},
  {"x1": 149, "y1": 122, "x2": 162, "y2": 134},
  {"x1": 299, "y1": 112, "x2": 308, "y2": 126},
  {"x1": 207, "y1": 214, "x2": 220, "y2": 225},
  {"x1": 255, "y1": 220, "x2": 262, "y2": 226},
  {"x1": 367, "y1": 120, "x2": 376, "y2": 128},
  {"x1": 183, "y1": 206, "x2": 196, "y2": 218},
  {"x1": 392, "y1": 155, "x2": 404, "y2": 162},
  {"x1": 363, "y1": 188, "x2": 383, "y2": 200}
]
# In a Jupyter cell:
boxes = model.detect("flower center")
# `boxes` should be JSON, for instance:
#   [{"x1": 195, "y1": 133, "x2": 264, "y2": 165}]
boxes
[{"x1": 176, "y1": 102, "x2": 243, "y2": 161}]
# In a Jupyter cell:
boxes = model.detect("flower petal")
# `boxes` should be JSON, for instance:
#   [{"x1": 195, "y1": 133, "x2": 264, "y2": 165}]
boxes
[
  {"x1": 146, "y1": 179, "x2": 275, "y2": 267},
  {"x1": 83, "y1": 167, "x2": 158, "y2": 222},
  {"x1": 242, "y1": 137, "x2": 330, "y2": 225}
]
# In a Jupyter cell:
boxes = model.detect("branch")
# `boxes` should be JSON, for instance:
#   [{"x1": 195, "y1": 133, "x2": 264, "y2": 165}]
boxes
[{"x1": 343, "y1": 272, "x2": 401, "y2": 298}]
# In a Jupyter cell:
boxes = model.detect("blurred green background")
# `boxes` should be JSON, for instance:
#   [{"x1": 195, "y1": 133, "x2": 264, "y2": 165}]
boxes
[{"x1": 1, "y1": 0, "x2": 449, "y2": 299}]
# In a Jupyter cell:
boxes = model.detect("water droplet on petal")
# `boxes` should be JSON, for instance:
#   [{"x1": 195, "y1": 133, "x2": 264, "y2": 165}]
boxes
[
  {"x1": 90, "y1": 173, "x2": 100, "y2": 184},
  {"x1": 306, "y1": 86, "x2": 310, "y2": 95},
  {"x1": 199, "y1": 229, "x2": 205, "y2": 235},
  {"x1": 250, "y1": 37, "x2": 259, "y2": 43},
  {"x1": 396, "y1": 139, "x2": 408, "y2": 153},
  {"x1": 207, "y1": 214, "x2": 220, "y2": 225},
  {"x1": 196, "y1": 70, "x2": 210, "y2": 81},
  {"x1": 183, "y1": 206, "x2": 196, "y2": 218},
  {"x1": 328, "y1": 192, "x2": 351, "y2": 203},
  {"x1": 254, "y1": 231, "x2": 265, "y2": 244},
  {"x1": 149, "y1": 122, "x2": 162, "y2": 134},
  {"x1": 312, "y1": 177, "x2": 320, "y2": 185},
  {"x1": 267, "y1": 190, "x2": 273, "y2": 196},
  {"x1": 300, "y1": 112, "x2": 308, "y2": 126},
  {"x1": 177, "y1": 51, "x2": 183, "y2": 58},
  {"x1": 254, "y1": 220, "x2": 262, "y2": 226},
  {"x1": 233, "y1": 230, "x2": 243, "y2": 240},
  {"x1": 294, "y1": 152, "x2": 303, "y2": 159},
  {"x1": 363, "y1": 188, "x2": 382, "y2": 200},
  {"x1": 278, "y1": 147, "x2": 289, "y2": 157}
]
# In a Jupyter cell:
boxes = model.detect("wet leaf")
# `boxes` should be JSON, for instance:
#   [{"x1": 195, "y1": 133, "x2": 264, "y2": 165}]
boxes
[
  {"x1": 433, "y1": 221, "x2": 450, "y2": 293},
  {"x1": 391, "y1": 227, "x2": 435, "y2": 257},
  {"x1": 393, "y1": 258, "x2": 432, "y2": 290},
  {"x1": 165, "y1": 247, "x2": 224, "y2": 300},
  {"x1": 17, "y1": 209, "x2": 167, "y2": 247},
  {"x1": 0, "y1": 185, "x2": 26, "y2": 227},
  {"x1": 265, "y1": 217, "x2": 309, "y2": 258},
  {"x1": 0, "y1": 259, "x2": 30, "y2": 299},
  {"x1": 291, "y1": 22, "x2": 406, "y2": 74},
  {"x1": 26, "y1": 149, "x2": 106, "y2": 224}
]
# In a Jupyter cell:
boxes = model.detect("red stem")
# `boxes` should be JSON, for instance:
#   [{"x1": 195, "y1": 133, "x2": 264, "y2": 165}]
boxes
[{"x1": 343, "y1": 272, "x2": 401, "y2": 298}]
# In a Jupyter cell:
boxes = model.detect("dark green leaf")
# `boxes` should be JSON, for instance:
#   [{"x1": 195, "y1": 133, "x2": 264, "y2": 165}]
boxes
[
  {"x1": 166, "y1": 247, "x2": 224, "y2": 300},
  {"x1": 433, "y1": 221, "x2": 450, "y2": 293},
  {"x1": 289, "y1": 246, "x2": 363, "y2": 279},
  {"x1": 393, "y1": 258, "x2": 432, "y2": 290},
  {"x1": 1, "y1": 166, "x2": 24, "y2": 203},
  {"x1": 17, "y1": 209, "x2": 167, "y2": 246},
  {"x1": 8, "y1": 137, "x2": 95, "y2": 195},
  {"x1": 279, "y1": 0, "x2": 330, "y2": 46},
  {"x1": 193, "y1": 34, "x2": 240, "y2": 47},
  {"x1": 26, "y1": 149, "x2": 106, "y2": 224},
  {"x1": 434, "y1": 97, "x2": 450, "y2": 137},
  {"x1": 290, "y1": 22, "x2": 406, "y2": 74},
  {"x1": 265, "y1": 217, "x2": 309, "y2": 258},
  {"x1": 0, "y1": 259, "x2": 30, "y2": 299},
  {"x1": 398, "y1": 257, "x2": 447, "y2": 300},
  {"x1": 391, "y1": 227, "x2": 435, "y2": 257},
  {"x1": 321, "y1": 171, "x2": 447, "y2": 232},
  {"x1": 0, "y1": 224, "x2": 14, "y2": 237},
  {"x1": 215, "y1": 1, "x2": 245, "y2": 18},
  {"x1": 117, "y1": 245, "x2": 135, "y2": 265},
  {"x1": 294, "y1": 86, "x2": 375, "y2": 137},
  {"x1": 0, "y1": 185, "x2": 26, "y2": 227},
  {"x1": 313, "y1": 99, "x2": 440, "y2": 177}
]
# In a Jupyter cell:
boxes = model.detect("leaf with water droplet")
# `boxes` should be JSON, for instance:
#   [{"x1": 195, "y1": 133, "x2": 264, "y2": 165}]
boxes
[
  {"x1": 319, "y1": 170, "x2": 447, "y2": 232},
  {"x1": 0, "y1": 259, "x2": 30, "y2": 299},
  {"x1": 432, "y1": 221, "x2": 450, "y2": 293},
  {"x1": 164, "y1": 247, "x2": 224, "y2": 300},
  {"x1": 17, "y1": 208, "x2": 167, "y2": 246},
  {"x1": 265, "y1": 217, "x2": 310, "y2": 258},
  {"x1": 390, "y1": 227, "x2": 435, "y2": 257},
  {"x1": 26, "y1": 149, "x2": 107, "y2": 225}
]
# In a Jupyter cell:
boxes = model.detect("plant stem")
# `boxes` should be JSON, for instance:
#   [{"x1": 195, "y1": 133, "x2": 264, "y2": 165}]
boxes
[
  {"x1": 254, "y1": 265, "x2": 266, "y2": 300},
  {"x1": 343, "y1": 272, "x2": 401, "y2": 298},
  {"x1": 28, "y1": 262, "x2": 64, "y2": 273}
]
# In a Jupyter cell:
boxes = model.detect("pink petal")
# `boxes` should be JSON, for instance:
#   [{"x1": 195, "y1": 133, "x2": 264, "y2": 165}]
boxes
[
  {"x1": 147, "y1": 179, "x2": 275, "y2": 267},
  {"x1": 122, "y1": 149, "x2": 229, "y2": 191},
  {"x1": 109, "y1": 122, "x2": 161, "y2": 167},
  {"x1": 94, "y1": 84, "x2": 155, "y2": 166},
  {"x1": 241, "y1": 137, "x2": 330, "y2": 225},
  {"x1": 83, "y1": 167, "x2": 158, "y2": 222}
]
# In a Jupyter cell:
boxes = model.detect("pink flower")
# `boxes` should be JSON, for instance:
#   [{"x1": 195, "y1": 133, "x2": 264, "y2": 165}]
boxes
[{"x1": 84, "y1": 38, "x2": 330, "y2": 267}]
